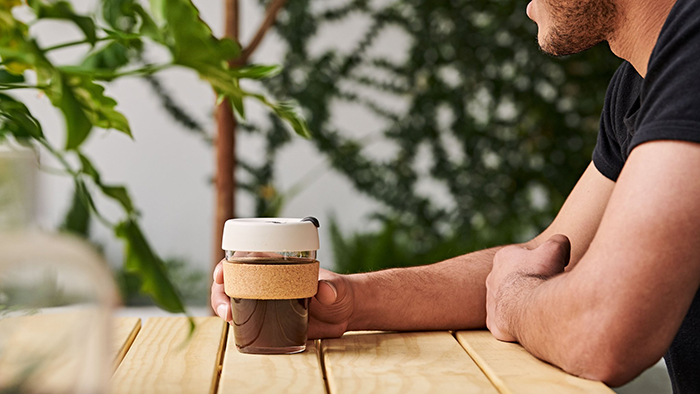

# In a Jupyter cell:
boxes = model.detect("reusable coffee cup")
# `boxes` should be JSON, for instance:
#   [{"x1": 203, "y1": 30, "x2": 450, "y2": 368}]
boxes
[{"x1": 221, "y1": 217, "x2": 320, "y2": 354}]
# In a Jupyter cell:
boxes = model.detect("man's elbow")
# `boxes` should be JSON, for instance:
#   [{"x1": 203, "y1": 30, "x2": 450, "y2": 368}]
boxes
[
  {"x1": 562, "y1": 332, "x2": 665, "y2": 387},
  {"x1": 575, "y1": 356, "x2": 642, "y2": 387}
]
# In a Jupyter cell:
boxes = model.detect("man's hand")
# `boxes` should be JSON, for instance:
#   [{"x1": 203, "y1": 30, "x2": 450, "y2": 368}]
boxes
[
  {"x1": 211, "y1": 260, "x2": 233, "y2": 323},
  {"x1": 308, "y1": 269, "x2": 355, "y2": 339},
  {"x1": 485, "y1": 234, "x2": 571, "y2": 342},
  {"x1": 211, "y1": 260, "x2": 354, "y2": 339}
]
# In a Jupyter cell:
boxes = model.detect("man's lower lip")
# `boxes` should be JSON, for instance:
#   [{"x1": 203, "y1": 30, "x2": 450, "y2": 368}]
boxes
[{"x1": 526, "y1": 1, "x2": 533, "y2": 19}]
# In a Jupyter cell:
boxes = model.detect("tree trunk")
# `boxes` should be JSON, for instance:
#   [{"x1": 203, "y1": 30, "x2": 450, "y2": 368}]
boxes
[{"x1": 213, "y1": 0, "x2": 239, "y2": 267}]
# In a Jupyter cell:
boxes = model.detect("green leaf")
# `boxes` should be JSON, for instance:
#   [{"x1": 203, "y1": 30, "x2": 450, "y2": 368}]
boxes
[
  {"x1": 79, "y1": 152, "x2": 135, "y2": 213},
  {"x1": 0, "y1": 92, "x2": 44, "y2": 140},
  {"x1": 101, "y1": 185, "x2": 135, "y2": 213},
  {"x1": 78, "y1": 152, "x2": 101, "y2": 181},
  {"x1": 102, "y1": 0, "x2": 137, "y2": 31},
  {"x1": 81, "y1": 41, "x2": 131, "y2": 71},
  {"x1": 32, "y1": 1, "x2": 97, "y2": 45},
  {"x1": 240, "y1": 91, "x2": 310, "y2": 138},
  {"x1": 0, "y1": 69, "x2": 24, "y2": 83},
  {"x1": 268, "y1": 100, "x2": 311, "y2": 139},
  {"x1": 73, "y1": 78, "x2": 131, "y2": 134},
  {"x1": 60, "y1": 181, "x2": 91, "y2": 237},
  {"x1": 47, "y1": 75, "x2": 132, "y2": 149},
  {"x1": 57, "y1": 79, "x2": 92, "y2": 150},
  {"x1": 148, "y1": 0, "x2": 165, "y2": 25},
  {"x1": 160, "y1": 0, "x2": 240, "y2": 68},
  {"x1": 1, "y1": 0, "x2": 22, "y2": 9},
  {"x1": 115, "y1": 219, "x2": 186, "y2": 313},
  {"x1": 229, "y1": 65, "x2": 282, "y2": 80},
  {"x1": 0, "y1": 8, "x2": 33, "y2": 74},
  {"x1": 228, "y1": 79, "x2": 245, "y2": 119},
  {"x1": 132, "y1": 4, "x2": 162, "y2": 42},
  {"x1": 102, "y1": 0, "x2": 162, "y2": 43}
]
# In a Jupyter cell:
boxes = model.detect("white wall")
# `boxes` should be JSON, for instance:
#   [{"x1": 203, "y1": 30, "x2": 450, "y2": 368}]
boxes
[{"x1": 21, "y1": 0, "x2": 418, "y2": 272}]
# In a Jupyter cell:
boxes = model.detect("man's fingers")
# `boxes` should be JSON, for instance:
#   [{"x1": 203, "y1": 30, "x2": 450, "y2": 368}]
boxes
[
  {"x1": 539, "y1": 234, "x2": 572, "y2": 267},
  {"x1": 213, "y1": 260, "x2": 225, "y2": 284},
  {"x1": 317, "y1": 268, "x2": 346, "y2": 304},
  {"x1": 211, "y1": 281, "x2": 231, "y2": 322},
  {"x1": 316, "y1": 280, "x2": 338, "y2": 306},
  {"x1": 308, "y1": 315, "x2": 342, "y2": 340}
]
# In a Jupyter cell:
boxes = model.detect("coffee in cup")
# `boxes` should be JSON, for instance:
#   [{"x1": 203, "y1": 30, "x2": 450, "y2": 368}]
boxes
[{"x1": 221, "y1": 217, "x2": 320, "y2": 354}]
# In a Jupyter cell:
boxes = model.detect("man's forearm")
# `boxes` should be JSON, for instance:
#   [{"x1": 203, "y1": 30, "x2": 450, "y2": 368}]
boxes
[
  {"x1": 496, "y1": 269, "x2": 647, "y2": 385},
  {"x1": 345, "y1": 246, "x2": 501, "y2": 331}
]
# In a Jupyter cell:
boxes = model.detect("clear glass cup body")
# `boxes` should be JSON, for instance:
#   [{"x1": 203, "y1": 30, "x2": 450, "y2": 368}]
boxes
[
  {"x1": 225, "y1": 250, "x2": 317, "y2": 354},
  {"x1": 1, "y1": 146, "x2": 115, "y2": 392},
  {"x1": 0, "y1": 233, "x2": 116, "y2": 393}
]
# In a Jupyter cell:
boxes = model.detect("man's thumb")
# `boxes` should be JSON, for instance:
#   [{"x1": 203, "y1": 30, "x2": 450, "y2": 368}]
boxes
[
  {"x1": 539, "y1": 234, "x2": 571, "y2": 268},
  {"x1": 316, "y1": 280, "x2": 339, "y2": 305}
]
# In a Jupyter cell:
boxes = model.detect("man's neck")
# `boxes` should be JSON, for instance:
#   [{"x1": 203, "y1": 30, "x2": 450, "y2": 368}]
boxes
[{"x1": 609, "y1": 0, "x2": 678, "y2": 77}]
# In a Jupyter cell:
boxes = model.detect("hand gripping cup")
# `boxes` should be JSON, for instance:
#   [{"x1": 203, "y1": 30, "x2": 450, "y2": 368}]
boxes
[{"x1": 221, "y1": 217, "x2": 320, "y2": 354}]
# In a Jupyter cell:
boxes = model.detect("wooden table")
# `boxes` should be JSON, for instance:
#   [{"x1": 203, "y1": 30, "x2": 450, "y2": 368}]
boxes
[
  {"x1": 111, "y1": 317, "x2": 612, "y2": 393},
  {"x1": 1, "y1": 315, "x2": 613, "y2": 393}
]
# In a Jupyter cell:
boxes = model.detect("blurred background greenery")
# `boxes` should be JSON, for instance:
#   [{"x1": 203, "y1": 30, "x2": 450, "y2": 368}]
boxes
[
  {"x1": 114, "y1": 0, "x2": 621, "y2": 304},
  {"x1": 243, "y1": 0, "x2": 621, "y2": 275}
]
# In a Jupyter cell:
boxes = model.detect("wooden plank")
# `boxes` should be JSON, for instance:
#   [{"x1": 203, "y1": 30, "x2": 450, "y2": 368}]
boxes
[
  {"x1": 322, "y1": 331, "x2": 498, "y2": 394},
  {"x1": 219, "y1": 333, "x2": 326, "y2": 394},
  {"x1": 0, "y1": 310, "x2": 111, "y2": 393},
  {"x1": 455, "y1": 331, "x2": 614, "y2": 394},
  {"x1": 111, "y1": 317, "x2": 226, "y2": 394},
  {"x1": 111, "y1": 317, "x2": 141, "y2": 372}
]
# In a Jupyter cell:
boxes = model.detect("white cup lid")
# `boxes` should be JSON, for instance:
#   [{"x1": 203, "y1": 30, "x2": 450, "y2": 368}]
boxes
[{"x1": 221, "y1": 217, "x2": 320, "y2": 252}]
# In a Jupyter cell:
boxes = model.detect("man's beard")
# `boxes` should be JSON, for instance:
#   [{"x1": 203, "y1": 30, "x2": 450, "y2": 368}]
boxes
[{"x1": 539, "y1": 0, "x2": 619, "y2": 56}]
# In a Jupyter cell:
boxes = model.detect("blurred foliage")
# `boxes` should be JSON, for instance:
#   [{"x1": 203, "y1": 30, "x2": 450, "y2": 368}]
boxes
[
  {"x1": 117, "y1": 257, "x2": 209, "y2": 306},
  {"x1": 58, "y1": 194, "x2": 208, "y2": 306},
  {"x1": 0, "y1": 0, "x2": 310, "y2": 312},
  {"x1": 330, "y1": 215, "x2": 478, "y2": 273},
  {"x1": 234, "y1": 0, "x2": 621, "y2": 272}
]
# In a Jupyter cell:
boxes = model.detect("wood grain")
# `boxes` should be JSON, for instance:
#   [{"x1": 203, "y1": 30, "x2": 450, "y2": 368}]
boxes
[
  {"x1": 0, "y1": 310, "x2": 112, "y2": 393},
  {"x1": 455, "y1": 331, "x2": 614, "y2": 394},
  {"x1": 111, "y1": 317, "x2": 226, "y2": 394},
  {"x1": 111, "y1": 317, "x2": 141, "y2": 372},
  {"x1": 219, "y1": 330, "x2": 325, "y2": 394},
  {"x1": 322, "y1": 331, "x2": 498, "y2": 394}
]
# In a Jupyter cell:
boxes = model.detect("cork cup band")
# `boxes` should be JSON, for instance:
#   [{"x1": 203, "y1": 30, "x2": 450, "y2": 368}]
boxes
[{"x1": 223, "y1": 260, "x2": 320, "y2": 300}]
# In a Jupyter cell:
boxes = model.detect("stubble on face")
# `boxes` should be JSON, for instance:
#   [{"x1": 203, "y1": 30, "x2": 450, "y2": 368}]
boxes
[{"x1": 539, "y1": 0, "x2": 619, "y2": 56}]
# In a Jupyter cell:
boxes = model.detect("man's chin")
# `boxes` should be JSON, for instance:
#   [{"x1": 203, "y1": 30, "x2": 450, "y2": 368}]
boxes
[
  {"x1": 538, "y1": 44, "x2": 582, "y2": 58},
  {"x1": 536, "y1": 35, "x2": 561, "y2": 57},
  {"x1": 537, "y1": 33, "x2": 604, "y2": 57}
]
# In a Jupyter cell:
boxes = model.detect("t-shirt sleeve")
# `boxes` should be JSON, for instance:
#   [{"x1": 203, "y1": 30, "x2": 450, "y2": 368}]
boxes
[
  {"x1": 592, "y1": 65, "x2": 626, "y2": 182},
  {"x1": 629, "y1": 0, "x2": 700, "y2": 152}
]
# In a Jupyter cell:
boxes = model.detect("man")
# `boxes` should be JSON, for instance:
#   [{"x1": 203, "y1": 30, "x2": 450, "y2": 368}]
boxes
[{"x1": 212, "y1": 0, "x2": 700, "y2": 390}]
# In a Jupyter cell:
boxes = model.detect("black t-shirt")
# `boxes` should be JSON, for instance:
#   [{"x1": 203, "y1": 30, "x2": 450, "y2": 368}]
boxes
[{"x1": 592, "y1": 0, "x2": 700, "y2": 391}]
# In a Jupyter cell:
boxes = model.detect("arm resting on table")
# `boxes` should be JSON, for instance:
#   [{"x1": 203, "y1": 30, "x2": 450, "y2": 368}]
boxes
[
  {"x1": 496, "y1": 141, "x2": 700, "y2": 386},
  {"x1": 346, "y1": 162, "x2": 614, "y2": 332}
]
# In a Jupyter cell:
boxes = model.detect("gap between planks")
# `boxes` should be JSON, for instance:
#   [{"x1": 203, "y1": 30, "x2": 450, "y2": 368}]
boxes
[
  {"x1": 321, "y1": 331, "x2": 498, "y2": 394},
  {"x1": 316, "y1": 339, "x2": 331, "y2": 394},
  {"x1": 112, "y1": 317, "x2": 142, "y2": 373},
  {"x1": 452, "y1": 331, "x2": 511, "y2": 394},
  {"x1": 111, "y1": 317, "x2": 226, "y2": 394},
  {"x1": 211, "y1": 322, "x2": 229, "y2": 394},
  {"x1": 217, "y1": 331, "x2": 325, "y2": 393}
]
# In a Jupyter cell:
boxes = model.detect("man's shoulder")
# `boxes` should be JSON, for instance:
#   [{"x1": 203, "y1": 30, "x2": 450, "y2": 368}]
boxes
[
  {"x1": 602, "y1": 61, "x2": 642, "y2": 132},
  {"x1": 607, "y1": 62, "x2": 642, "y2": 102}
]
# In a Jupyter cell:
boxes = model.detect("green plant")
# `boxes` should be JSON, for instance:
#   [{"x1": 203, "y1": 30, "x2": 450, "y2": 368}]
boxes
[
  {"x1": 329, "y1": 215, "x2": 476, "y2": 274},
  {"x1": 117, "y1": 257, "x2": 209, "y2": 306},
  {"x1": 0, "y1": 0, "x2": 310, "y2": 312}
]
